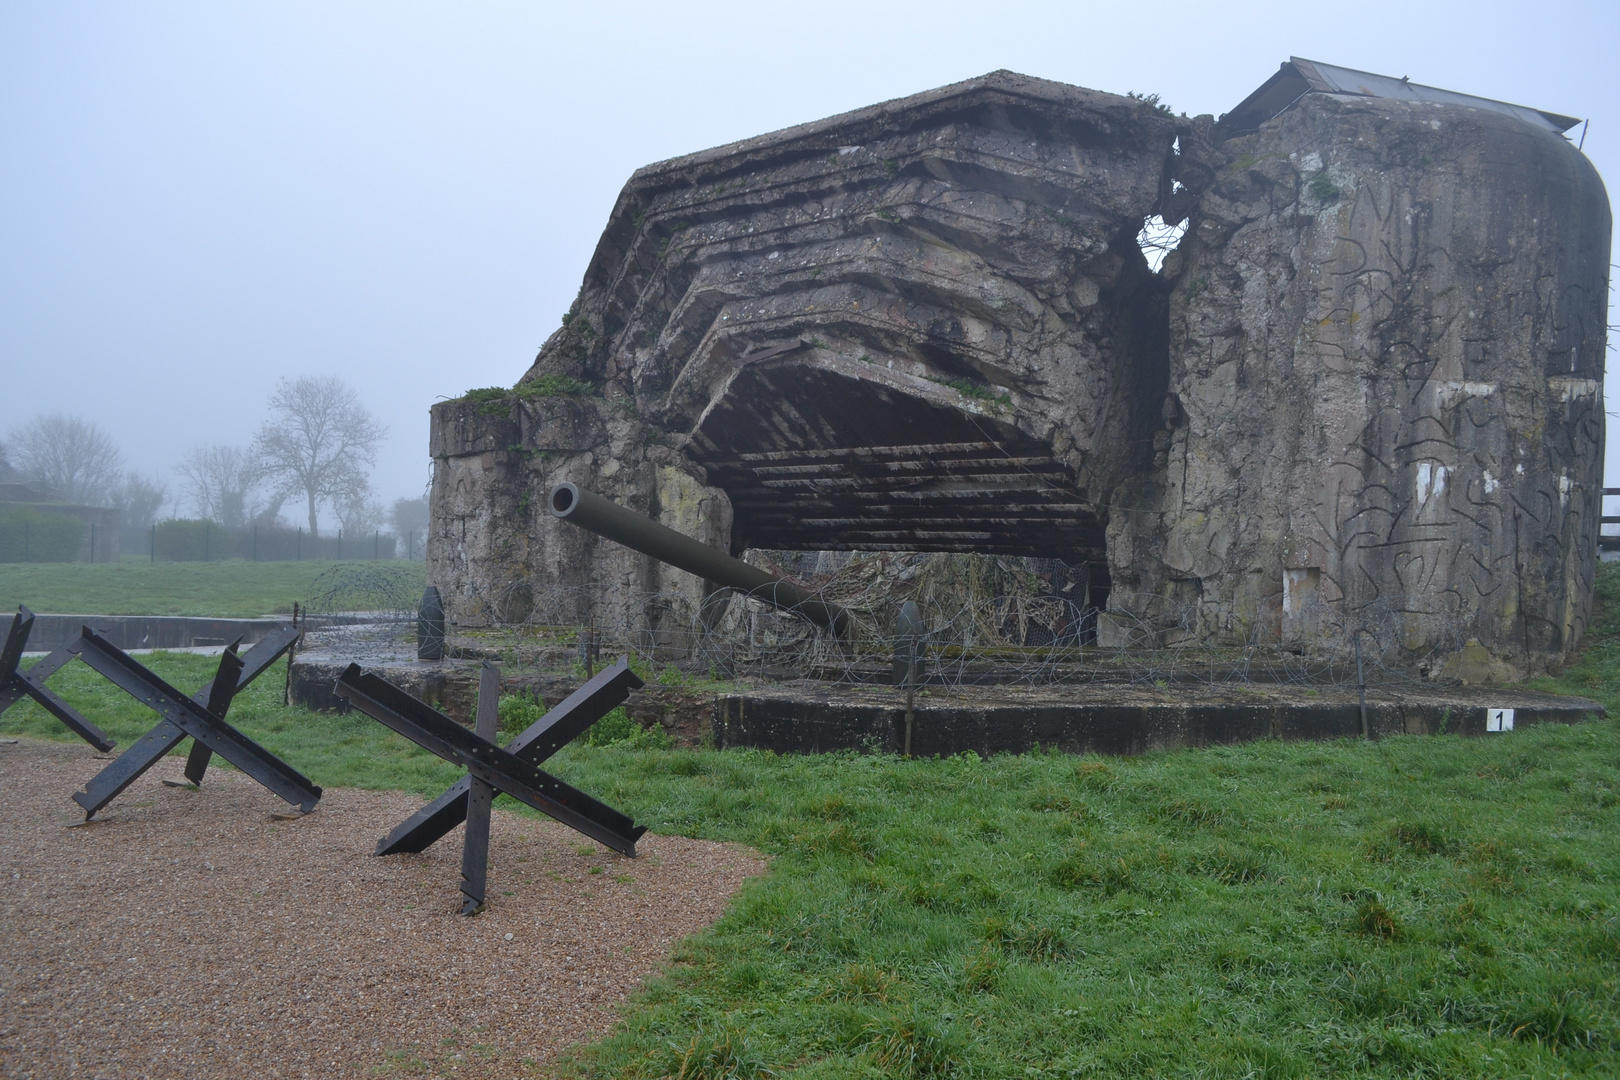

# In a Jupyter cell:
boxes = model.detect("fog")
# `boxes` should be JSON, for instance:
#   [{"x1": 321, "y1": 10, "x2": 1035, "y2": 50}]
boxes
[{"x1": 2, "y1": 0, "x2": 1615, "y2": 512}]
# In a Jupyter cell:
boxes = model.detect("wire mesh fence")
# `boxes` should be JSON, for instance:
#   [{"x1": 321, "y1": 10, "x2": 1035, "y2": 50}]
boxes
[{"x1": 295, "y1": 553, "x2": 1465, "y2": 691}]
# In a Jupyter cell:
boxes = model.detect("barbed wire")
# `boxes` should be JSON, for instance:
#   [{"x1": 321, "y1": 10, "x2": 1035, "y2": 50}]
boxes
[
  {"x1": 298, "y1": 562, "x2": 423, "y2": 659},
  {"x1": 295, "y1": 553, "x2": 1465, "y2": 691}
]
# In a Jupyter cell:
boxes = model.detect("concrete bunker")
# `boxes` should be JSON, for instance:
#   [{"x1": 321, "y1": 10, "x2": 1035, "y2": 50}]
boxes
[{"x1": 429, "y1": 60, "x2": 1608, "y2": 682}]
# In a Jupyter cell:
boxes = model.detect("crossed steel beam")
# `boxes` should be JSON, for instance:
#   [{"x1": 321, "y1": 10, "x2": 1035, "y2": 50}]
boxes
[
  {"x1": 67, "y1": 625, "x2": 320, "y2": 819},
  {"x1": 333, "y1": 657, "x2": 647, "y2": 913},
  {"x1": 60, "y1": 625, "x2": 319, "y2": 819},
  {"x1": 2, "y1": 606, "x2": 319, "y2": 818},
  {"x1": 0, "y1": 606, "x2": 118, "y2": 751}
]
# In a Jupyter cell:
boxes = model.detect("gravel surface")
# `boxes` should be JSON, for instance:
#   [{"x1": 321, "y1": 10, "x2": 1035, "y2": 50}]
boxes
[{"x1": 0, "y1": 738, "x2": 765, "y2": 1079}]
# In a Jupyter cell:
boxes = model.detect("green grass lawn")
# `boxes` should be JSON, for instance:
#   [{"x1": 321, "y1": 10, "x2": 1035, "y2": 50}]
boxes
[
  {"x1": 0, "y1": 557, "x2": 425, "y2": 616},
  {"x1": 5, "y1": 575, "x2": 1619, "y2": 1077}
]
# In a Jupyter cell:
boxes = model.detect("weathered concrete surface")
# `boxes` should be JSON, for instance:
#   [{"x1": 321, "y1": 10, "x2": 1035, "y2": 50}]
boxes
[
  {"x1": 431, "y1": 70, "x2": 1181, "y2": 636},
  {"x1": 1113, "y1": 93, "x2": 1611, "y2": 675},
  {"x1": 713, "y1": 683, "x2": 1603, "y2": 757},
  {"x1": 429, "y1": 69, "x2": 1609, "y2": 679}
]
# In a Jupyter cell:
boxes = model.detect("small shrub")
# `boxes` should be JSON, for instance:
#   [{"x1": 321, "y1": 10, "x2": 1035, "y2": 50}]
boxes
[
  {"x1": 497, "y1": 694, "x2": 544, "y2": 738},
  {"x1": 568, "y1": 706, "x2": 673, "y2": 749},
  {"x1": 458, "y1": 375, "x2": 597, "y2": 416},
  {"x1": 925, "y1": 374, "x2": 1010, "y2": 405},
  {"x1": 1126, "y1": 90, "x2": 1175, "y2": 118},
  {"x1": 583, "y1": 706, "x2": 639, "y2": 746},
  {"x1": 1307, "y1": 173, "x2": 1340, "y2": 202}
]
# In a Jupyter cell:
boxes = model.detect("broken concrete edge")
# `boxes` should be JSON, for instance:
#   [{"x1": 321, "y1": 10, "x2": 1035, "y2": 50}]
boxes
[{"x1": 628, "y1": 70, "x2": 1185, "y2": 188}]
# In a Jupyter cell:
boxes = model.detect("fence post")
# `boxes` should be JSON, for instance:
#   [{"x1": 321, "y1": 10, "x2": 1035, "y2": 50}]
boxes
[
  {"x1": 338, "y1": 528, "x2": 342, "y2": 560},
  {"x1": 253, "y1": 524, "x2": 258, "y2": 562},
  {"x1": 90, "y1": 522, "x2": 95, "y2": 563},
  {"x1": 151, "y1": 523, "x2": 156, "y2": 562},
  {"x1": 23, "y1": 522, "x2": 28, "y2": 561},
  {"x1": 297, "y1": 527, "x2": 302, "y2": 561},
  {"x1": 374, "y1": 530, "x2": 379, "y2": 560},
  {"x1": 204, "y1": 522, "x2": 210, "y2": 563}
]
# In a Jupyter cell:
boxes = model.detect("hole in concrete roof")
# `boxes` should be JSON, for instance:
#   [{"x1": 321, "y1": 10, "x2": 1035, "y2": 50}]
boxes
[{"x1": 1137, "y1": 214, "x2": 1188, "y2": 274}]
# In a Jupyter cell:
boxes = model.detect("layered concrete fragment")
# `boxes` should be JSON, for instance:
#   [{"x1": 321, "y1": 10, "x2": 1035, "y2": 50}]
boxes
[
  {"x1": 428, "y1": 68, "x2": 1609, "y2": 678},
  {"x1": 430, "y1": 71, "x2": 1184, "y2": 636}
]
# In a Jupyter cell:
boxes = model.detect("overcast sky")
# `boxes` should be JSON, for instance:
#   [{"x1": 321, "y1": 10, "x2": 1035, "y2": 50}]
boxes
[{"x1": 2, "y1": 0, "x2": 1616, "y2": 519}]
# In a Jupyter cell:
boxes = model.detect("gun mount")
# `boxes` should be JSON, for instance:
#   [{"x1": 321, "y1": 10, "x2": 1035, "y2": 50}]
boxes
[{"x1": 549, "y1": 483, "x2": 850, "y2": 636}]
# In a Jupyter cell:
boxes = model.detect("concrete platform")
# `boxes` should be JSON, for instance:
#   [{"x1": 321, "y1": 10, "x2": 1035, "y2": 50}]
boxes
[
  {"x1": 712, "y1": 683, "x2": 1605, "y2": 756},
  {"x1": 289, "y1": 648, "x2": 1605, "y2": 758}
]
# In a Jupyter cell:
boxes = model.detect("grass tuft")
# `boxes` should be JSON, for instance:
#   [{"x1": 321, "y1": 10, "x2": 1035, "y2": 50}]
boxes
[{"x1": 1350, "y1": 894, "x2": 1403, "y2": 941}]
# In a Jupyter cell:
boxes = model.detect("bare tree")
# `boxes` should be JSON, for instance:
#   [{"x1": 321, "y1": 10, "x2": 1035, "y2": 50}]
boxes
[
  {"x1": 336, "y1": 488, "x2": 385, "y2": 538},
  {"x1": 251, "y1": 376, "x2": 387, "y2": 536},
  {"x1": 111, "y1": 471, "x2": 169, "y2": 531},
  {"x1": 7, "y1": 414, "x2": 123, "y2": 504},
  {"x1": 0, "y1": 439, "x2": 17, "y2": 482},
  {"x1": 176, "y1": 444, "x2": 258, "y2": 528}
]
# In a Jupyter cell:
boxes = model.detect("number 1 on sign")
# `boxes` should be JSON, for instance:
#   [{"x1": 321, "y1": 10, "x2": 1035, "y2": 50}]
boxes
[{"x1": 1486, "y1": 708, "x2": 1515, "y2": 732}]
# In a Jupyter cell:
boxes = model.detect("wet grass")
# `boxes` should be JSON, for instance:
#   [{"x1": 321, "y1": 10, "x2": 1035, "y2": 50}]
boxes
[
  {"x1": 0, "y1": 557, "x2": 424, "y2": 617},
  {"x1": 5, "y1": 564, "x2": 1620, "y2": 1076},
  {"x1": 539, "y1": 721, "x2": 1619, "y2": 1078}
]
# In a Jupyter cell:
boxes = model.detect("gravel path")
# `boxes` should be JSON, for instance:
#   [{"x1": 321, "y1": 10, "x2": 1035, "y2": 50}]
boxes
[{"x1": 0, "y1": 738, "x2": 765, "y2": 1079}]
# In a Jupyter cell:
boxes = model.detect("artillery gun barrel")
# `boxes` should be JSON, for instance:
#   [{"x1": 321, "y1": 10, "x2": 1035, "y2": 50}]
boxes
[{"x1": 548, "y1": 483, "x2": 849, "y2": 635}]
